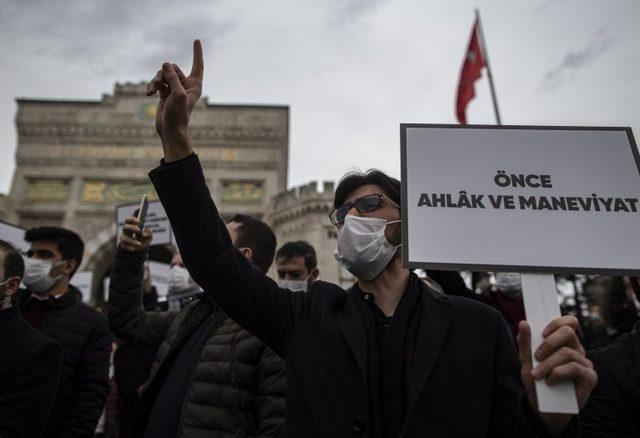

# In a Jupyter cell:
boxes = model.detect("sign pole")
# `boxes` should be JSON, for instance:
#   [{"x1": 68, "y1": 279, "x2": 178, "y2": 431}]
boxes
[
  {"x1": 520, "y1": 273, "x2": 579, "y2": 414},
  {"x1": 475, "y1": 9, "x2": 502, "y2": 125}
]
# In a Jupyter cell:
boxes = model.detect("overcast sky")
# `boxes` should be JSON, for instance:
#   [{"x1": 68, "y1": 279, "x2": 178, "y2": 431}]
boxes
[{"x1": 0, "y1": 0, "x2": 638, "y2": 194}]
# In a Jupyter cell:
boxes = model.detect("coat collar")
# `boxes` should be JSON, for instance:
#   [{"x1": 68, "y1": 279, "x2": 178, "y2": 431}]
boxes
[
  {"x1": 338, "y1": 272, "x2": 453, "y2": 413},
  {"x1": 17, "y1": 286, "x2": 79, "y2": 309}
]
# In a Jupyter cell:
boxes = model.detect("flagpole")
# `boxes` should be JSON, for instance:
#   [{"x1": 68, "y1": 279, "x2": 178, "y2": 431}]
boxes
[{"x1": 475, "y1": 9, "x2": 502, "y2": 125}]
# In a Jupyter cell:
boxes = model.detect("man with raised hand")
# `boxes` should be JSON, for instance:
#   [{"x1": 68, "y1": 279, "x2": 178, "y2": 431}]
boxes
[
  {"x1": 146, "y1": 40, "x2": 597, "y2": 437},
  {"x1": 110, "y1": 214, "x2": 286, "y2": 438}
]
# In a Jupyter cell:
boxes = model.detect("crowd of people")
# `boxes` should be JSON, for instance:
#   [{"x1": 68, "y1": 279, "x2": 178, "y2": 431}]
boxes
[{"x1": 0, "y1": 39, "x2": 639, "y2": 437}]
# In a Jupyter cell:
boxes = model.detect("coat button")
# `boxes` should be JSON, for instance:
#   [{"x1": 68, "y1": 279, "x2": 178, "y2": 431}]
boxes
[{"x1": 352, "y1": 417, "x2": 364, "y2": 434}]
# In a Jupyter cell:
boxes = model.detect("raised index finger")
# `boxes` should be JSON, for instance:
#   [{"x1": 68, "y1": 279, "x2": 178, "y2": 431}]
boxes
[{"x1": 190, "y1": 39, "x2": 204, "y2": 79}]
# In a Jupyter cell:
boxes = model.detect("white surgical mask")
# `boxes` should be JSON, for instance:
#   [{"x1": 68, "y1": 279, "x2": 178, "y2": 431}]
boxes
[
  {"x1": 279, "y1": 279, "x2": 309, "y2": 292},
  {"x1": 334, "y1": 215, "x2": 401, "y2": 282},
  {"x1": 0, "y1": 278, "x2": 13, "y2": 307},
  {"x1": 495, "y1": 272, "x2": 522, "y2": 298},
  {"x1": 23, "y1": 258, "x2": 64, "y2": 295},
  {"x1": 168, "y1": 266, "x2": 192, "y2": 292}
]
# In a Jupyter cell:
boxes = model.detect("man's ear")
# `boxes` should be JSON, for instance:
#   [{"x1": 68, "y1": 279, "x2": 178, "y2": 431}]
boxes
[
  {"x1": 61, "y1": 259, "x2": 78, "y2": 277},
  {"x1": 310, "y1": 268, "x2": 319, "y2": 282},
  {"x1": 4, "y1": 277, "x2": 22, "y2": 297},
  {"x1": 238, "y1": 247, "x2": 253, "y2": 263}
]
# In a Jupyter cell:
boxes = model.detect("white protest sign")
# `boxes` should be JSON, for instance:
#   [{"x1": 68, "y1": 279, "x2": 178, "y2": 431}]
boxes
[
  {"x1": 0, "y1": 221, "x2": 29, "y2": 254},
  {"x1": 70, "y1": 271, "x2": 93, "y2": 304},
  {"x1": 148, "y1": 261, "x2": 170, "y2": 298},
  {"x1": 116, "y1": 200, "x2": 173, "y2": 246},
  {"x1": 401, "y1": 125, "x2": 640, "y2": 414},
  {"x1": 401, "y1": 125, "x2": 640, "y2": 274},
  {"x1": 103, "y1": 261, "x2": 170, "y2": 301}
]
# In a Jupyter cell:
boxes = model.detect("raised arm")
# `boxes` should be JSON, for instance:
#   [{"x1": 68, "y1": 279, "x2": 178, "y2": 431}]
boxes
[
  {"x1": 146, "y1": 40, "x2": 311, "y2": 356},
  {"x1": 108, "y1": 217, "x2": 174, "y2": 347}
]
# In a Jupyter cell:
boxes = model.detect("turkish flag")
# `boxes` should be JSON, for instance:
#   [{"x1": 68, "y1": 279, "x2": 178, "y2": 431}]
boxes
[{"x1": 456, "y1": 20, "x2": 486, "y2": 124}]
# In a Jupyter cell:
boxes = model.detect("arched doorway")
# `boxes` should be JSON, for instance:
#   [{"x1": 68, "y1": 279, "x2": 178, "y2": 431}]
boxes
[{"x1": 83, "y1": 231, "x2": 174, "y2": 307}]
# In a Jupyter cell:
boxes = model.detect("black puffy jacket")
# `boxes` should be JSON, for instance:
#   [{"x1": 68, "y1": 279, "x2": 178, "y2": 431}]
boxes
[
  {"x1": 18, "y1": 287, "x2": 111, "y2": 437},
  {"x1": 109, "y1": 248, "x2": 286, "y2": 438}
]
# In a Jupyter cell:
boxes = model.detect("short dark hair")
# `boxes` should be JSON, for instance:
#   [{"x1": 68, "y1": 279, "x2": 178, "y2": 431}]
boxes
[
  {"x1": 24, "y1": 227, "x2": 84, "y2": 276},
  {"x1": 334, "y1": 169, "x2": 401, "y2": 209},
  {"x1": 276, "y1": 241, "x2": 317, "y2": 271},
  {"x1": 228, "y1": 214, "x2": 276, "y2": 274},
  {"x1": 0, "y1": 240, "x2": 24, "y2": 281}
]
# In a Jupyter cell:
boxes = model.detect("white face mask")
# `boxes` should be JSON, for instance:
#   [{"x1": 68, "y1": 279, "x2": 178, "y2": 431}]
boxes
[
  {"x1": 279, "y1": 279, "x2": 309, "y2": 292},
  {"x1": 334, "y1": 215, "x2": 401, "y2": 282},
  {"x1": 23, "y1": 258, "x2": 64, "y2": 295},
  {"x1": 168, "y1": 266, "x2": 192, "y2": 292},
  {"x1": 0, "y1": 278, "x2": 14, "y2": 307},
  {"x1": 495, "y1": 272, "x2": 522, "y2": 298}
]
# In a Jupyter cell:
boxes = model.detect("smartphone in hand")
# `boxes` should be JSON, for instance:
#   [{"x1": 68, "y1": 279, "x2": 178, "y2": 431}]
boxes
[
  {"x1": 129, "y1": 195, "x2": 149, "y2": 240},
  {"x1": 137, "y1": 194, "x2": 149, "y2": 231}
]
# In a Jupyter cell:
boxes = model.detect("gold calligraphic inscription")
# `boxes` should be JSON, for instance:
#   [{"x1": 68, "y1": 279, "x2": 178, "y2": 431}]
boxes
[
  {"x1": 137, "y1": 103, "x2": 157, "y2": 121},
  {"x1": 81, "y1": 181, "x2": 159, "y2": 203},
  {"x1": 26, "y1": 179, "x2": 70, "y2": 203},
  {"x1": 54, "y1": 146, "x2": 237, "y2": 161},
  {"x1": 222, "y1": 181, "x2": 264, "y2": 204}
]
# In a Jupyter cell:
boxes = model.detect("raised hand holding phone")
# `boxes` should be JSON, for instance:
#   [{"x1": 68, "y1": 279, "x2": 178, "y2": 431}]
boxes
[
  {"x1": 120, "y1": 216, "x2": 153, "y2": 252},
  {"x1": 133, "y1": 195, "x2": 149, "y2": 239}
]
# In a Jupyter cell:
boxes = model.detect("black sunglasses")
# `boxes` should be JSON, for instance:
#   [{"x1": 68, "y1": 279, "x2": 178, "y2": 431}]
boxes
[{"x1": 329, "y1": 193, "x2": 399, "y2": 226}]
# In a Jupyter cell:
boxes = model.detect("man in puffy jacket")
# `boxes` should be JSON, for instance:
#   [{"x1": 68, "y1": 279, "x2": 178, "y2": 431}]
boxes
[{"x1": 109, "y1": 214, "x2": 286, "y2": 438}]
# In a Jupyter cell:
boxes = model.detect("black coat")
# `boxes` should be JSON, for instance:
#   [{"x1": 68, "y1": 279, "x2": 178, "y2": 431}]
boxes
[
  {"x1": 580, "y1": 323, "x2": 640, "y2": 436},
  {"x1": 0, "y1": 306, "x2": 64, "y2": 438},
  {"x1": 18, "y1": 287, "x2": 112, "y2": 437},
  {"x1": 149, "y1": 154, "x2": 559, "y2": 438}
]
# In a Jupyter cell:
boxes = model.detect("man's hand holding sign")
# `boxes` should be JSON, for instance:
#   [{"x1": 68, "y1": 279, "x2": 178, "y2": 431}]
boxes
[
  {"x1": 517, "y1": 315, "x2": 596, "y2": 432},
  {"x1": 147, "y1": 40, "x2": 596, "y2": 436}
]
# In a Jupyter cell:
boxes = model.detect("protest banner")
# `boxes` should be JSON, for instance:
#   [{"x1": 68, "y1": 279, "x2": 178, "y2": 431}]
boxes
[
  {"x1": 401, "y1": 124, "x2": 640, "y2": 413},
  {"x1": 148, "y1": 260, "x2": 170, "y2": 298},
  {"x1": 70, "y1": 271, "x2": 93, "y2": 304},
  {"x1": 103, "y1": 261, "x2": 170, "y2": 301},
  {"x1": 116, "y1": 199, "x2": 173, "y2": 246}
]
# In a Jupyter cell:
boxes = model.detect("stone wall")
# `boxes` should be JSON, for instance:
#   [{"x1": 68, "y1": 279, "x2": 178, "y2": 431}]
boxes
[
  {"x1": 7, "y1": 82, "x2": 289, "y2": 302},
  {"x1": 268, "y1": 181, "x2": 354, "y2": 288}
]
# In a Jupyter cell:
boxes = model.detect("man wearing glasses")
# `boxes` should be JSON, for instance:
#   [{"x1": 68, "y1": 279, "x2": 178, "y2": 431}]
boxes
[{"x1": 145, "y1": 40, "x2": 596, "y2": 437}]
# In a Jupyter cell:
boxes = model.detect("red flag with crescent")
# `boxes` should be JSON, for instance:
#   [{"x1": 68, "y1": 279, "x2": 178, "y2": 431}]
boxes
[{"x1": 456, "y1": 20, "x2": 486, "y2": 124}]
